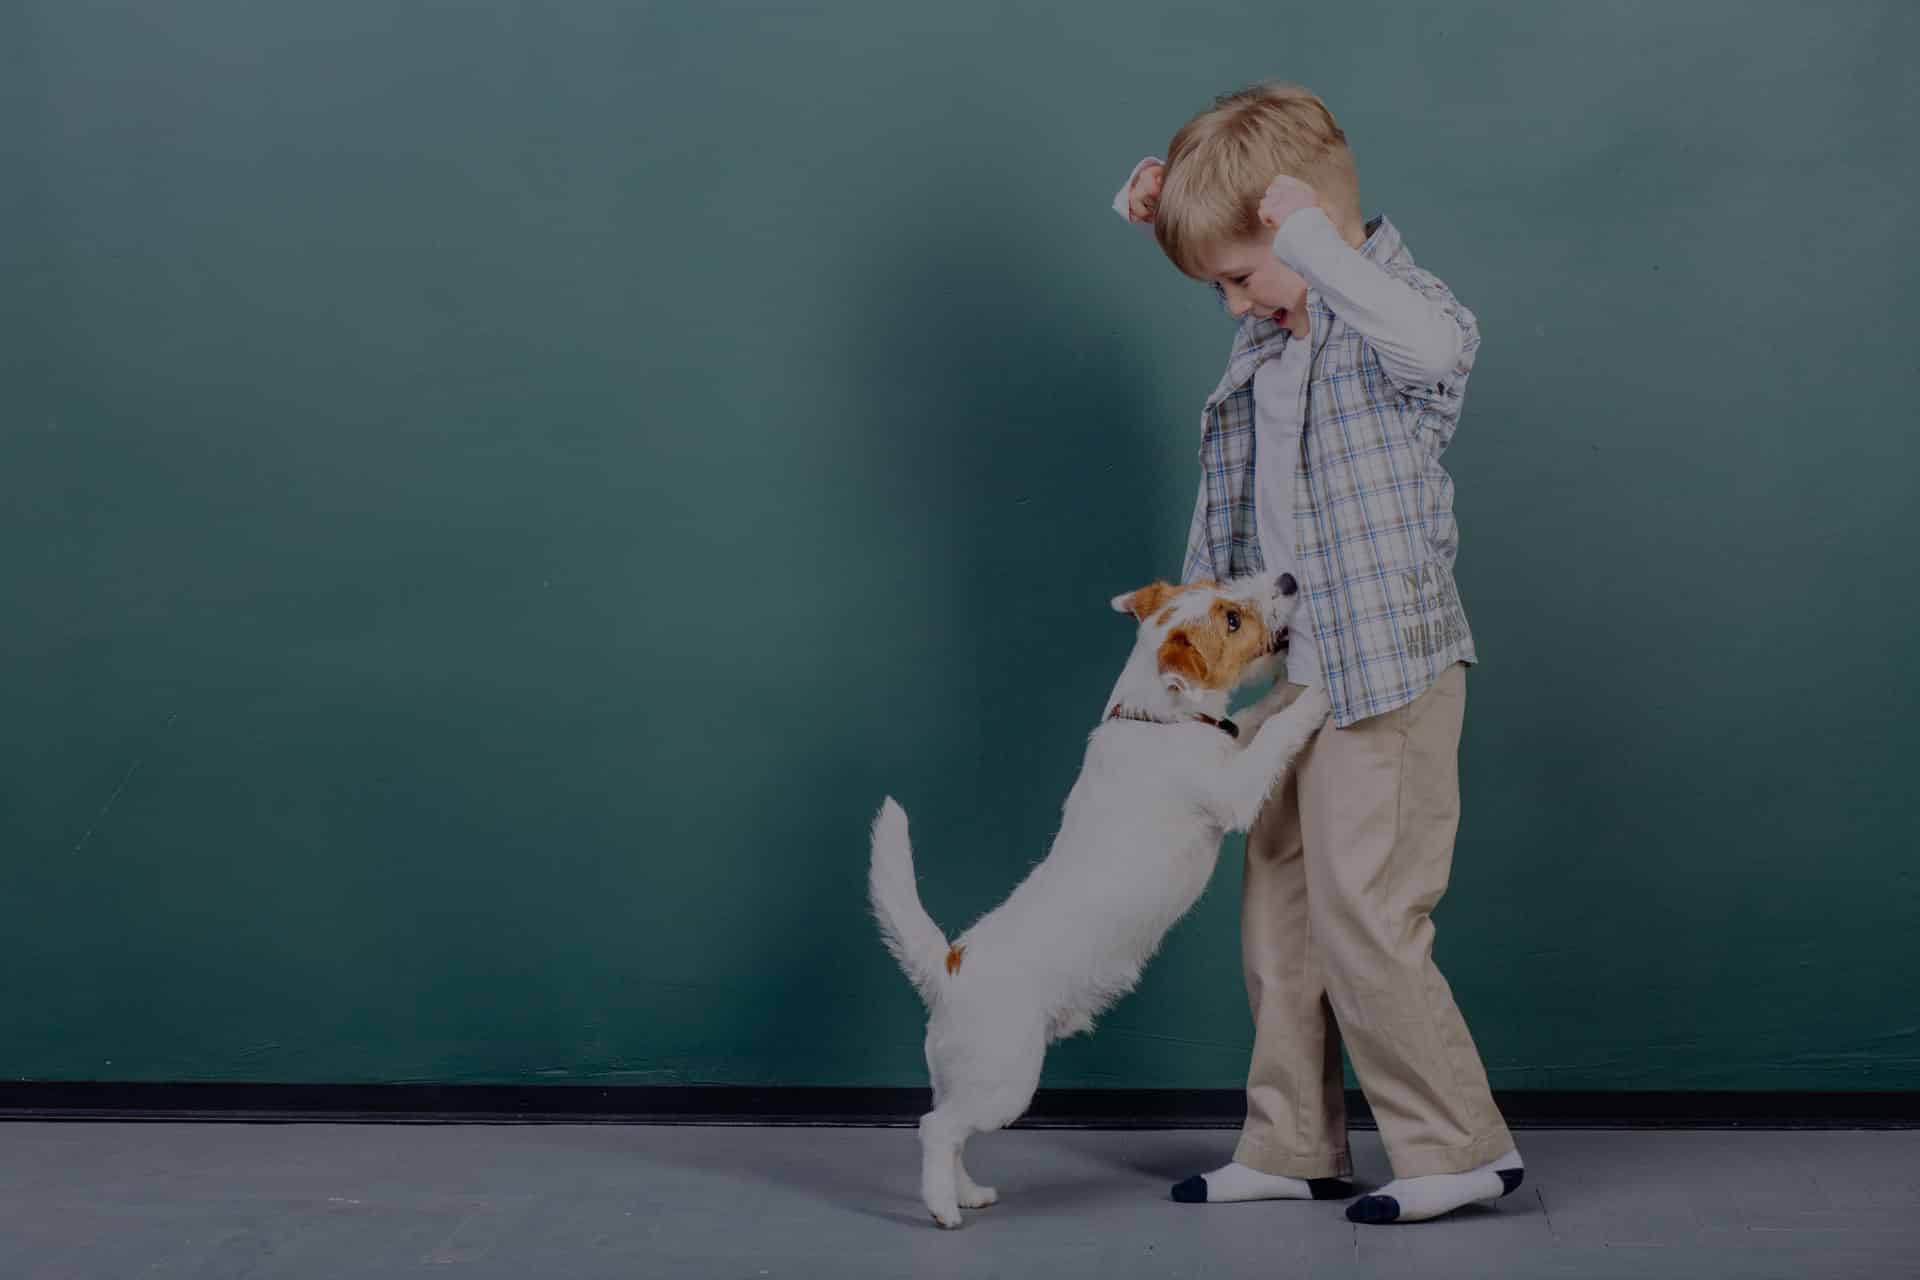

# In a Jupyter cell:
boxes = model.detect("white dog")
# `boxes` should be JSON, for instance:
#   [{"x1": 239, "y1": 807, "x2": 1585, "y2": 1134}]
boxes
[{"x1": 868, "y1": 570, "x2": 1331, "y2": 1227}]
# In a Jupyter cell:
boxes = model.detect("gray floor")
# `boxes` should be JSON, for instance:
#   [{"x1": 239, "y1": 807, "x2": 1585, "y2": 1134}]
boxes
[{"x1": 0, "y1": 1123, "x2": 1915, "y2": 1279}]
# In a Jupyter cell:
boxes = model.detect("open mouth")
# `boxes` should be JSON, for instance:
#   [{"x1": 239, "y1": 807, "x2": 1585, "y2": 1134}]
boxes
[{"x1": 1269, "y1": 627, "x2": 1290, "y2": 653}]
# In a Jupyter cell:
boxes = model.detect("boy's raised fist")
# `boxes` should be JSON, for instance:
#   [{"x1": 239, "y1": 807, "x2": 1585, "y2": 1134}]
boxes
[
  {"x1": 1126, "y1": 161, "x2": 1166, "y2": 224},
  {"x1": 1258, "y1": 173, "x2": 1320, "y2": 230}
]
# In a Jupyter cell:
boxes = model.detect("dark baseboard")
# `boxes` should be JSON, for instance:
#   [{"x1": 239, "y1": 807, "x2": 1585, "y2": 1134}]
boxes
[{"x1": 0, "y1": 1083, "x2": 1915, "y2": 1129}]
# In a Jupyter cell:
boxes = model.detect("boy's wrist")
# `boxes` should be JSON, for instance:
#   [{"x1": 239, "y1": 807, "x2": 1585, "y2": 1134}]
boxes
[
  {"x1": 1269, "y1": 205, "x2": 1359, "y2": 286},
  {"x1": 1269, "y1": 205, "x2": 1335, "y2": 261},
  {"x1": 1257, "y1": 173, "x2": 1324, "y2": 239}
]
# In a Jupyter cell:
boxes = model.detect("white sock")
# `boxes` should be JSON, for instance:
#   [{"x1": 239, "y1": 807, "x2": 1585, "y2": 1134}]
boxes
[
  {"x1": 1171, "y1": 1161, "x2": 1354, "y2": 1204},
  {"x1": 1346, "y1": 1148, "x2": 1525, "y2": 1224}
]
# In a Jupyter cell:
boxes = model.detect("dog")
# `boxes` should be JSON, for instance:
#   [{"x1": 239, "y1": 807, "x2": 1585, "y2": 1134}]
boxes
[{"x1": 867, "y1": 569, "x2": 1332, "y2": 1227}]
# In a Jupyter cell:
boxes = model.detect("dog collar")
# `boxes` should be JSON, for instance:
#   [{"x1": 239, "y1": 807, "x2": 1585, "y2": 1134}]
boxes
[{"x1": 1105, "y1": 705, "x2": 1240, "y2": 739}]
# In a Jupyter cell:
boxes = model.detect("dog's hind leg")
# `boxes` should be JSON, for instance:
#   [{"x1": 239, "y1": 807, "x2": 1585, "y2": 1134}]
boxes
[
  {"x1": 922, "y1": 1023, "x2": 1047, "y2": 1226},
  {"x1": 919, "y1": 1106, "x2": 970, "y2": 1228},
  {"x1": 955, "y1": 1150, "x2": 997, "y2": 1208},
  {"x1": 954, "y1": 1027, "x2": 1046, "y2": 1219}
]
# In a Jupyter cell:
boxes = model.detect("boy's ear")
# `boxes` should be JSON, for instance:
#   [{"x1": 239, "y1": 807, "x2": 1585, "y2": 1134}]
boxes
[{"x1": 1110, "y1": 580, "x2": 1183, "y2": 620}]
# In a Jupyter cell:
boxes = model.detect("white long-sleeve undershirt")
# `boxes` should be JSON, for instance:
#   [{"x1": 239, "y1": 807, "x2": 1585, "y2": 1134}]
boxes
[{"x1": 1269, "y1": 205, "x2": 1461, "y2": 392}]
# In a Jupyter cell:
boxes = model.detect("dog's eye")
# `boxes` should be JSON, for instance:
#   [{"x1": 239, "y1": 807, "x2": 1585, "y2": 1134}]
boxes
[{"x1": 1225, "y1": 609, "x2": 1241, "y2": 632}]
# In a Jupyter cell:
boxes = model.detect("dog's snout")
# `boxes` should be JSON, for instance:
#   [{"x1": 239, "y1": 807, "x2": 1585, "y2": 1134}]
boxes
[{"x1": 1277, "y1": 573, "x2": 1297, "y2": 597}]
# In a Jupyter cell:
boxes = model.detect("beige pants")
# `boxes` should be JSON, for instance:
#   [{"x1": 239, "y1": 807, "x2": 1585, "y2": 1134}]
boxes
[{"x1": 1234, "y1": 663, "x2": 1514, "y2": 1179}]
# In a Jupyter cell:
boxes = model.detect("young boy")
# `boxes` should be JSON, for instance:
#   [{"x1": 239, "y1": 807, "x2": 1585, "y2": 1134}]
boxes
[{"x1": 1112, "y1": 82, "x2": 1524, "y2": 1225}]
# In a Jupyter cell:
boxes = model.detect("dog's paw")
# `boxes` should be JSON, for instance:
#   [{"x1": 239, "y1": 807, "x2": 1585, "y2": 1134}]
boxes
[
  {"x1": 958, "y1": 1183, "x2": 998, "y2": 1209},
  {"x1": 928, "y1": 1203, "x2": 964, "y2": 1229}
]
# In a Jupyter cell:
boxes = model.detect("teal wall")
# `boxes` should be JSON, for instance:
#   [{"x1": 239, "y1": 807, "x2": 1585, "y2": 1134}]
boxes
[{"x1": 4, "y1": 1, "x2": 1915, "y2": 1089}]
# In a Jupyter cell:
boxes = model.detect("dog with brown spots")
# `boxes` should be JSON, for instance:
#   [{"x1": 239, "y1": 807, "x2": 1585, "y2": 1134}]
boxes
[{"x1": 868, "y1": 569, "x2": 1331, "y2": 1227}]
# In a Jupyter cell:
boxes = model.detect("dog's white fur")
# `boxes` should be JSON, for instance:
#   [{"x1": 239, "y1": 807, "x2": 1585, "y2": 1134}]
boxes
[{"x1": 868, "y1": 570, "x2": 1331, "y2": 1227}]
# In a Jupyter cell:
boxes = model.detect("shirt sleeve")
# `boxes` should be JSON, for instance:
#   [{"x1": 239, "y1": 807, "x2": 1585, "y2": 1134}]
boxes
[{"x1": 1269, "y1": 207, "x2": 1462, "y2": 392}]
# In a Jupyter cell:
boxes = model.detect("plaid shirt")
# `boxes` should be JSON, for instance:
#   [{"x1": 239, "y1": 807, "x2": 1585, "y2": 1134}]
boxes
[{"x1": 1180, "y1": 215, "x2": 1480, "y2": 727}]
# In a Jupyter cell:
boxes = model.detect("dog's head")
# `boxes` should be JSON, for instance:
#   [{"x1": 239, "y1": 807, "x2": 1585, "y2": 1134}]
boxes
[{"x1": 1109, "y1": 571, "x2": 1302, "y2": 705}]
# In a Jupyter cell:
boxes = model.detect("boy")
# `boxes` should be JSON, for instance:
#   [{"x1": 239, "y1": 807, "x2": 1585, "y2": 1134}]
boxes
[{"x1": 1112, "y1": 82, "x2": 1524, "y2": 1225}]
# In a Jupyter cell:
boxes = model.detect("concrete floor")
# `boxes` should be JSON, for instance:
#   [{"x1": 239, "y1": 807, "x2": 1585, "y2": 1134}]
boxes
[{"x1": 0, "y1": 1123, "x2": 1915, "y2": 1278}]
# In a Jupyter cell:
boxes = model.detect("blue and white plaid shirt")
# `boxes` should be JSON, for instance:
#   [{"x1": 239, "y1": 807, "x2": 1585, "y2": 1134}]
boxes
[{"x1": 1180, "y1": 216, "x2": 1480, "y2": 727}]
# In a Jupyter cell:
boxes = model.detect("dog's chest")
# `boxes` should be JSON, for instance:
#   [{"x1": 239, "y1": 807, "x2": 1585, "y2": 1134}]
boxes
[
  {"x1": 1084, "y1": 731, "x2": 1235, "y2": 819},
  {"x1": 1064, "y1": 784, "x2": 1223, "y2": 915}
]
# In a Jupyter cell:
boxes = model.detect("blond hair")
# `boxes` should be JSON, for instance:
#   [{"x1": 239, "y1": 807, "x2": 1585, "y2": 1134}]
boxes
[{"x1": 1154, "y1": 82, "x2": 1362, "y2": 280}]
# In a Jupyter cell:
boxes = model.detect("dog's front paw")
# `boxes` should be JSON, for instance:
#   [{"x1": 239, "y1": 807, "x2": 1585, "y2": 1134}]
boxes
[
  {"x1": 1234, "y1": 682, "x2": 1293, "y2": 735},
  {"x1": 928, "y1": 1202, "x2": 964, "y2": 1229}
]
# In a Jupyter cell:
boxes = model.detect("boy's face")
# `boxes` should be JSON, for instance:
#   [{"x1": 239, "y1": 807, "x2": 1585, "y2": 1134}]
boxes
[{"x1": 1196, "y1": 235, "x2": 1310, "y2": 337}]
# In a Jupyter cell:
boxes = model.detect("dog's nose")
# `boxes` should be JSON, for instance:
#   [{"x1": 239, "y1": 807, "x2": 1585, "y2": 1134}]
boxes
[{"x1": 1277, "y1": 573, "x2": 1297, "y2": 597}]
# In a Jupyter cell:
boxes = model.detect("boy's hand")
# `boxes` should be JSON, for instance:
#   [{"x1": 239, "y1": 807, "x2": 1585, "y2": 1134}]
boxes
[
  {"x1": 1125, "y1": 161, "x2": 1166, "y2": 224},
  {"x1": 1258, "y1": 174, "x2": 1320, "y2": 230}
]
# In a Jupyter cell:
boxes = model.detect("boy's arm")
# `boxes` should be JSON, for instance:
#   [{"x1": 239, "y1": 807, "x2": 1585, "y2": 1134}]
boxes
[
  {"x1": 1270, "y1": 204, "x2": 1467, "y2": 393},
  {"x1": 1258, "y1": 175, "x2": 1473, "y2": 398}
]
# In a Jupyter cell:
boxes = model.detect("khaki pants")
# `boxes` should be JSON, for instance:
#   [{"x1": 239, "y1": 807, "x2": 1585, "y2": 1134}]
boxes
[{"x1": 1234, "y1": 663, "x2": 1514, "y2": 1179}]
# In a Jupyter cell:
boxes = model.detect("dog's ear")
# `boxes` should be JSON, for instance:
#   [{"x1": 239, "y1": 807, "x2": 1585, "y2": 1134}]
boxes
[
  {"x1": 1156, "y1": 630, "x2": 1209, "y2": 687},
  {"x1": 1111, "y1": 581, "x2": 1180, "y2": 621}
]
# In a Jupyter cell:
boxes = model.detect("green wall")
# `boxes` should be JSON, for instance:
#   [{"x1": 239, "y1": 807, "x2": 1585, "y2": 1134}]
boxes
[{"x1": 4, "y1": 1, "x2": 1915, "y2": 1090}]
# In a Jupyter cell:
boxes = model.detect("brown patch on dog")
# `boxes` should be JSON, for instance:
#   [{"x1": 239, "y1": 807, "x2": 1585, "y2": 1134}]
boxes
[
  {"x1": 1114, "y1": 577, "x2": 1221, "y2": 622},
  {"x1": 1157, "y1": 630, "x2": 1210, "y2": 683},
  {"x1": 1115, "y1": 581, "x2": 1179, "y2": 621},
  {"x1": 1117, "y1": 578, "x2": 1277, "y2": 692},
  {"x1": 1157, "y1": 589, "x2": 1278, "y2": 690},
  {"x1": 945, "y1": 944, "x2": 966, "y2": 975}
]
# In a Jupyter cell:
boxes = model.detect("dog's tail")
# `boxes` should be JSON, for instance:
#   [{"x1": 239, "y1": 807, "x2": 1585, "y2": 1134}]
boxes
[{"x1": 868, "y1": 796, "x2": 949, "y2": 1005}]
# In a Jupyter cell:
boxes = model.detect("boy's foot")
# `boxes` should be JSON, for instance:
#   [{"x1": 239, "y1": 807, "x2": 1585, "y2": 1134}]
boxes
[
  {"x1": 1345, "y1": 1148, "x2": 1526, "y2": 1224},
  {"x1": 1170, "y1": 1161, "x2": 1355, "y2": 1204}
]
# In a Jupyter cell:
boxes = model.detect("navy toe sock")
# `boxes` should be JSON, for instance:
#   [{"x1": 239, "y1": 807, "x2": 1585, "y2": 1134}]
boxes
[
  {"x1": 1169, "y1": 1163, "x2": 1361, "y2": 1205},
  {"x1": 1347, "y1": 1194, "x2": 1401, "y2": 1224}
]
